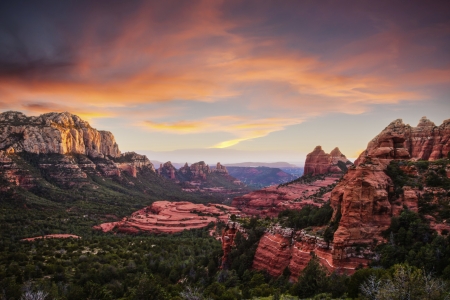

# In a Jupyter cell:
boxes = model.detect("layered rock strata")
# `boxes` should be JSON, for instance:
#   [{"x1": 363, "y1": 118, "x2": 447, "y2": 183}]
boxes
[
  {"x1": 0, "y1": 112, "x2": 156, "y2": 189},
  {"x1": 355, "y1": 117, "x2": 450, "y2": 164},
  {"x1": 252, "y1": 230, "x2": 369, "y2": 281},
  {"x1": 0, "y1": 111, "x2": 120, "y2": 158},
  {"x1": 95, "y1": 201, "x2": 241, "y2": 234},
  {"x1": 304, "y1": 146, "x2": 351, "y2": 176}
]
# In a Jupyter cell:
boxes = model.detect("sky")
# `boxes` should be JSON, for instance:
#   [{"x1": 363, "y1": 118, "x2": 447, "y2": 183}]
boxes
[{"x1": 0, "y1": 0, "x2": 449, "y2": 165}]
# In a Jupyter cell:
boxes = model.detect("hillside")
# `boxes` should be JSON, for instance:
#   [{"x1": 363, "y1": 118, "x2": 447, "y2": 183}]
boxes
[{"x1": 0, "y1": 112, "x2": 246, "y2": 238}]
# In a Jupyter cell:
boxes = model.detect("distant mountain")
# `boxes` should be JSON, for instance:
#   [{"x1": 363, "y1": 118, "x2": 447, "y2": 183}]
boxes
[
  {"x1": 225, "y1": 162, "x2": 300, "y2": 168},
  {"x1": 226, "y1": 166, "x2": 297, "y2": 188}
]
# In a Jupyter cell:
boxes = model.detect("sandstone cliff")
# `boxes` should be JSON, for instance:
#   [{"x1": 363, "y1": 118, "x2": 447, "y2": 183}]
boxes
[
  {"x1": 0, "y1": 111, "x2": 120, "y2": 158},
  {"x1": 304, "y1": 146, "x2": 351, "y2": 176},
  {"x1": 0, "y1": 111, "x2": 158, "y2": 191},
  {"x1": 330, "y1": 117, "x2": 450, "y2": 251}
]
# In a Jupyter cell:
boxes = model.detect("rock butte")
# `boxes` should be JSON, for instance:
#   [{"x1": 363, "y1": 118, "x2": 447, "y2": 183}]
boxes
[
  {"x1": 232, "y1": 175, "x2": 340, "y2": 217},
  {"x1": 21, "y1": 234, "x2": 81, "y2": 241},
  {"x1": 304, "y1": 146, "x2": 351, "y2": 176},
  {"x1": 95, "y1": 201, "x2": 241, "y2": 234}
]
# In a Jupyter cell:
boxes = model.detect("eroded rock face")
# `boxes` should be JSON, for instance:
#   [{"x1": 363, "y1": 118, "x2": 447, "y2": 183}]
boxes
[
  {"x1": 330, "y1": 117, "x2": 450, "y2": 250},
  {"x1": 232, "y1": 175, "x2": 340, "y2": 217},
  {"x1": 157, "y1": 161, "x2": 177, "y2": 179},
  {"x1": 253, "y1": 233, "x2": 292, "y2": 277},
  {"x1": 116, "y1": 152, "x2": 155, "y2": 177},
  {"x1": 252, "y1": 232, "x2": 366, "y2": 281},
  {"x1": 304, "y1": 146, "x2": 351, "y2": 176},
  {"x1": 0, "y1": 111, "x2": 120, "y2": 158},
  {"x1": 330, "y1": 158, "x2": 395, "y2": 246},
  {"x1": 356, "y1": 117, "x2": 450, "y2": 164},
  {"x1": 94, "y1": 201, "x2": 240, "y2": 234}
]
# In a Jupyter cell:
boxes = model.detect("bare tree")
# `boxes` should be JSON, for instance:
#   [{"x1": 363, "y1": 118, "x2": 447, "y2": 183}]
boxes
[
  {"x1": 360, "y1": 275, "x2": 382, "y2": 300},
  {"x1": 20, "y1": 283, "x2": 48, "y2": 300},
  {"x1": 180, "y1": 286, "x2": 212, "y2": 300}
]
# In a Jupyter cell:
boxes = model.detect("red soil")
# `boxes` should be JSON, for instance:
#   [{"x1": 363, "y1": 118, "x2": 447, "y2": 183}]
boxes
[
  {"x1": 21, "y1": 234, "x2": 81, "y2": 241},
  {"x1": 95, "y1": 201, "x2": 241, "y2": 234}
]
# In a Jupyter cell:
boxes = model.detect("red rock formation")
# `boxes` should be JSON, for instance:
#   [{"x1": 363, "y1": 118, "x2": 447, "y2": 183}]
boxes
[
  {"x1": 221, "y1": 222, "x2": 238, "y2": 268},
  {"x1": 330, "y1": 158, "x2": 397, "y2": 246},
  {"x1": 232, "y1": 175, "x2": 340, "y2": 217},
  {"x1": 214, "y1": 162, "x2": 228, "y2": 174},
  {"x1": 253, "y1": 233, "x2": 292, "y2": 277},
  {"x1": 304, "y1": 146, "x2": 350, "y2": 176},
  {"x1": 330, "y1": 117, "x2": 449, "y2": 253},
  {"x1": 95, "y1": 201, "x2": 240, "y2": 234},
  {"x1": 158, "y1": 161, "x2": 177, "y2": 180},
  {"x1": 252, "y1": 232, "x2": 366, "y2": 281},
  {"x1": 116, "y1": 152, "x2": 155, "y2": 177},
  {"x1": 355, "y1": 117, "x2": 450, "y2": 164}
]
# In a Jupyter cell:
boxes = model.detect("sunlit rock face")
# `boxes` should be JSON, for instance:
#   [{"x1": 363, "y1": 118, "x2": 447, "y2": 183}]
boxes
[
  {"x1": 355, "y1": 117, "x2": 450, "y2": 165},
  {"x1": 0, "y1": 112, "x2": 155, "y2": 188},
  {"x1": 0, "y1": 111, "x2": 120, "y2": 158},
  {"x1": 304, "y1": 146, "x2": 351, "y2": 176}
]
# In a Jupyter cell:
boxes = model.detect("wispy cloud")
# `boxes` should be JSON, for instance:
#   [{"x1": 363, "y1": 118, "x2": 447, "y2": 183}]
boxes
[{"x1": 0, "y1": 1, "x2": 449, "y2": 150}]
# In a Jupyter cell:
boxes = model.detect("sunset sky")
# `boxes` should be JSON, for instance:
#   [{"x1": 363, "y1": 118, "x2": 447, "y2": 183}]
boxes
[{"x1": 1, "y1": 1, "x2": 449, "y2": 164}]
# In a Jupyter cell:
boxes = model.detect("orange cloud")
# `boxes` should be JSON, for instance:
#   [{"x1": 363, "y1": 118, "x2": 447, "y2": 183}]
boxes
[
  {"x1": 142, "y1": 116, "x2": 302, "y2": 147},
  {"x1": 1, "y1": 0, "x2": 447, "y2": 151}
]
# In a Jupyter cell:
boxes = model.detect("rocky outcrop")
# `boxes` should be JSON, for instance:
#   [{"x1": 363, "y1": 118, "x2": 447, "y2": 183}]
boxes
[
  {"x1": 116, "y1": 152, "x2": 155, "y2": 177},
  {"x1": 0, "y1": 111, "x2": 120, "y2": 158},
  {"x1": 0, "y1": 112, "x2": 156, "y2": 189},
  {"x1": 355, "y1": 117, "x2": 450, "y2": 164},
  {"x1": 330, "y1": 117, "x2": 450, "y2": 254},
  {"x1": 252, "y1": 231, "x2": 367, "y2": 281},
  {"x1": 304, "y1": 146, "x2": 351, "y2": 176},
  {"x1": 214, "y1": 162, "x2": 228, "y2": 174},
  {"x1": 253, "y1": 233, "x2": 292, "y2": 277},
  {"x1": 330, "y1": 158, "x2": 396, "y2": 246},
  {"x1": 157, "y1": 161, "x2": 177, "y2": 179},
  {"x1": 221, "y1": 222, "x2": 238, "y2": 268},
  {"x1": 95, "y1": 201, "x2": 240, "y2": 234},
  {"x1": 232, "y1": 175, "x2": 340, "y2": 217},
  {"x1": 0, "y1": 150, "x2": 37, "y2": 190}
]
